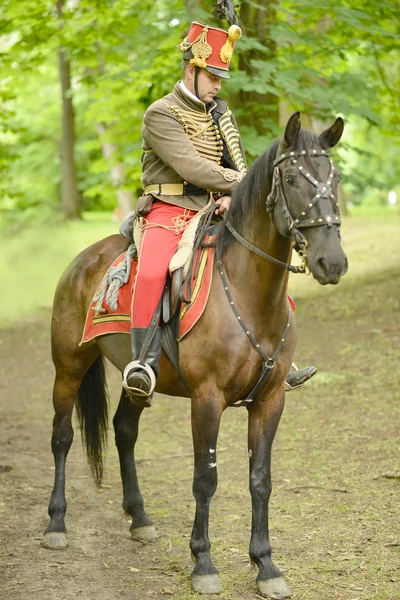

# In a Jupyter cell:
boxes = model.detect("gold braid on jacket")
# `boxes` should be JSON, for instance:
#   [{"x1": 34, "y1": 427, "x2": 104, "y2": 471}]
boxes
[{"x1": 165, "y1": 102, "x2": 224, "y2": 165}]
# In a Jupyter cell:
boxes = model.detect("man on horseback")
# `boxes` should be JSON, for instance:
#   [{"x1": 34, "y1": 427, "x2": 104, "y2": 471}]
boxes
[{"x1": 121, "y1": 21, "x2": 316, "y2": 405}]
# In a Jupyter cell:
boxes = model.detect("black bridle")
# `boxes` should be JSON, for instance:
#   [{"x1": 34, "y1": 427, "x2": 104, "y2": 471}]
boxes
[
  {"x1": 266, "y1": 148, "x2": 341, "y2": 251},
  {"x1": 224, "y1": 148, "x2": 341, "y2": 274}
]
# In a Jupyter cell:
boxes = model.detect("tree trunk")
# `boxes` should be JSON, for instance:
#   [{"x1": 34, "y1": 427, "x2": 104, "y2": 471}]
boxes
[
  {"x1": 56, "y1": 0, "x2": 81, "y2": 220},
  {"x1": 96, "y1": 123, "x2": 134, "y2": 216},
  {"x1": 90, "y1": 46, "x2": 133, "y2": 217},
  {"x1": 236, "y1": 0, "x2": 280, "y2": 138}
]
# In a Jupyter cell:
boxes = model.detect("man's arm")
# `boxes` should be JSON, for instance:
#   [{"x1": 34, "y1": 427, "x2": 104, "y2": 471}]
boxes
[{"x1": 143, "y1": 102, "x2": 244, "y2": 193}]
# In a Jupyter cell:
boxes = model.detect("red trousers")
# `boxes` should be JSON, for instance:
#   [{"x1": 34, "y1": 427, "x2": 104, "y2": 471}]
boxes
[{"x1": 131, "y1": 202, "x2": 197, "y2": 328}]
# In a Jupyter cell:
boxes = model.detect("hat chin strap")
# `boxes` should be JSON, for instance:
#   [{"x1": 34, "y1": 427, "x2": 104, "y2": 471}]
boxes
[{"x1": 194, "y1": 66, "x2": 201, "y2": 100}]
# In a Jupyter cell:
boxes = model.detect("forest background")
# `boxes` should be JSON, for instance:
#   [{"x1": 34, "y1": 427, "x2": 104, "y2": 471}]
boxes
[
  {"x1": 1, "y1": 6, "x2": 400, "y2": 600},
  {"x1": 0, "y1": 0, "x2": 399, "y2": 224}
]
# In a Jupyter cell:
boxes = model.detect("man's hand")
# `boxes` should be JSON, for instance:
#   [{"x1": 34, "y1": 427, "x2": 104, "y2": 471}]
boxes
[{"x1": 214, "y1": 195, "x2": 231, "y2": 215}]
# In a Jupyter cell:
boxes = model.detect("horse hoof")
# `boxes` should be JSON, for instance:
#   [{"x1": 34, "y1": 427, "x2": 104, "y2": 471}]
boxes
[
  {"x1": 192, "y1": 574, "x2": 222, "y2": 594},
  {"x1": 130, "y1": 525, "x2": 157, "y2": 542},
  {"x1": 41, "y1": 532, "x2": 68, "y2": 550},
  {"x1": 258, "y1": 577, "x2": 292, "y2": 599}
]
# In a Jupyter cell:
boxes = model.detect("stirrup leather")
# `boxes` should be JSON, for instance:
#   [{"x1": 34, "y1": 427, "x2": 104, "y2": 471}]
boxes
[{"x1": 122, "y1": 361, "x2": 156, "y2": 397}]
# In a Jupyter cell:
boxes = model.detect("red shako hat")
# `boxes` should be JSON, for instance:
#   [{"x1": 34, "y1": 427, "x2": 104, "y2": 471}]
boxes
[{"x1": 178, "y1": 21, "x2": 242, "y2": 79}]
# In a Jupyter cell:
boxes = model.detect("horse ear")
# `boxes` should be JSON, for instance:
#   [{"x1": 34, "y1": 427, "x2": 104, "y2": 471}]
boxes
[
  {"x1": 319, "y1": 117, "x2": 344, "y2": 148},
  {"x1": 284, "y1": 112, "x2": 301, "y2": 147}
]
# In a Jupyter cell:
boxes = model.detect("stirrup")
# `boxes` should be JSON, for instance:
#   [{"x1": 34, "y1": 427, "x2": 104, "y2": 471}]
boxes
[
  {"x1": 122, "y1": 361, "x2": 156, "y2": 397},
  {"x1": 285, "y1": 364, "x2": 317, "y2": 391}
]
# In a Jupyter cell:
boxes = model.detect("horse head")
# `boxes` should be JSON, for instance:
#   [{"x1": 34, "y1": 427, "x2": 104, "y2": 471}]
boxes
[{"x1": 267, "y1": 112, "x2": 348, "y2": 285}]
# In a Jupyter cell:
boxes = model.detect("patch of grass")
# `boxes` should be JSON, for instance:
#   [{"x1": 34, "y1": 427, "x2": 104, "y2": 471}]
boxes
[
  {"x1": 0, "y1": 211, "x2": 117, "y2": 327},
  {"x1": 289, "y1": 214, "x2": 400, "y2": 302},
  {"x1": 348, "y1": 204, "x2": 399, "y2": 218}
]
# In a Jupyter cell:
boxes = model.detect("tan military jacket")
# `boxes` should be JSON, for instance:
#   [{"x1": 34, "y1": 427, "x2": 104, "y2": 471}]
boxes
[{"x1": 141, "y1": 82, "x2": 247, "y2": 211}]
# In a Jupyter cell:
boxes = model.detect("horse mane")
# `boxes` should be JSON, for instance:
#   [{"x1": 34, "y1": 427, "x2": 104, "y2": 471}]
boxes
[{"x1": 217, "y1": 127, "x2": 329, "y2": 256}]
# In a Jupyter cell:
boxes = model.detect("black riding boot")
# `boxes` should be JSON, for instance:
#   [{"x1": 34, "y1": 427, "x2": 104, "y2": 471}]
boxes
[
  {"x1": 122, "y1": 327, "x2": 162, "y2": 407},
  {"x1": 285, "y1": 364, "x2": 317, "y2": 391}
]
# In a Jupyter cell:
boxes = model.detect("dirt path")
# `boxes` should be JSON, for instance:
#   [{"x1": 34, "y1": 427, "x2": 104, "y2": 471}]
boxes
[{"x1": 1, "y1": 270, "x2": 399, "y2": 600}]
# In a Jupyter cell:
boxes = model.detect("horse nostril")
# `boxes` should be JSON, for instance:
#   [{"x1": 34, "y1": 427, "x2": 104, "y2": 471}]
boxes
[{"x1": 317, "y1": 257, "x2": 329, "y2": 275}]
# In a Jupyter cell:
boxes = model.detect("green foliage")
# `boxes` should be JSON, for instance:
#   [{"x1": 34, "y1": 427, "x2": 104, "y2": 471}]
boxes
[
  {"x1": 0, "y1": 0, "x2": 398, "y2": 220},
  {"x1": 232, "y1": 0, "x2": 399, "y2": 160}
]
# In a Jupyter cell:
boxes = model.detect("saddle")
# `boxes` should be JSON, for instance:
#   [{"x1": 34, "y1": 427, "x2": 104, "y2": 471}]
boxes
[{"x1": 163, "y1": 222, "x2": 221, "y2": 323}]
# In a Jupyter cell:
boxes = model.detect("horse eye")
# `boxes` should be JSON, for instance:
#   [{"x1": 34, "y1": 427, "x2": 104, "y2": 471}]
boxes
[{"x1": 285, "y1": 175, "x2": 295, "y2": 185}]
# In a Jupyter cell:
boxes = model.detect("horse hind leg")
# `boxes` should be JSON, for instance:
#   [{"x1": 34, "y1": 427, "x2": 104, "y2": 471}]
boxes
[
  {"x1": 113, "y1": 391, "x2": 156, "y2": 541},
  {"x1": 42, "y1": 346, "x2": 102, "y2": 550},
  {"x1": 42, "y1": 371, "x2": 81, "y2": 549}
]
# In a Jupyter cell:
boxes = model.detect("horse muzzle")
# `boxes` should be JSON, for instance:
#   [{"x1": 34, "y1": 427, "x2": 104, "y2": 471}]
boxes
[{"x1": 309, "y1": 252, "x2": 348, "y2": 285}]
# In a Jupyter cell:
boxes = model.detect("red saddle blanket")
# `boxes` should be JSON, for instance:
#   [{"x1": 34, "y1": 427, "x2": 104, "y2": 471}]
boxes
[{"x1": 80, "y1": 241, "x2": 216, "y2": 345}]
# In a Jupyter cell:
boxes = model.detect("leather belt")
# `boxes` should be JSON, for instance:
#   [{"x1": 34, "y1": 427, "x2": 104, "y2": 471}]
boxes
[{"x1": 145, "y1": 183, "x2": 208, "y2": 196}]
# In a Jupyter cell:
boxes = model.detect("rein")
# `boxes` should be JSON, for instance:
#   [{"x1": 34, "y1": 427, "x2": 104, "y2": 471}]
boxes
[{"x1": 224, "y1": 218, "x2": 306, "y2": 274}]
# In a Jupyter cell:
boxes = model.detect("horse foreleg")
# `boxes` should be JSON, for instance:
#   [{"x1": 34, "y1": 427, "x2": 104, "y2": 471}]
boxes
[
  {"x1": 113, "y1": 390, "x2": 156, "y2": 542},
  {"x1": 190, "y1": 392, "x2": 223, "y2": 594},
  {"x1": 247, "y1": 389, "x2": 293, "y2": 599},
  {"x1": 42, "y1": 373, "x2": 79, "y2": 550}
]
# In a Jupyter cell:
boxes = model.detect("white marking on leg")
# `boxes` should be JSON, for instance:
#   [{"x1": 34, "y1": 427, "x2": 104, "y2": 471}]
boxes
[
  {"x1": 209, "y1": 448, "x2": 215, "y2": 454},
  {"x1": 248, "y1": 449, "x2": 253, "y2": 458},
  {"x1": 208, "y1": 462, "x2": 217, "y2": 468}
]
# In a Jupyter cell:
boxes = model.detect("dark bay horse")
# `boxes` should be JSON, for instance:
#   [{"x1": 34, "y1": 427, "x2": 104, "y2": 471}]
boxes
[{"x1": 43, "y1": 113, "x2": 347, "y2": 599}]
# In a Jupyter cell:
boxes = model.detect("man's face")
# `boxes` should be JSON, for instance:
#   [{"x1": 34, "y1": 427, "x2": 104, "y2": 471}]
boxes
[{"x1": 184, "y1": 66, "x2": 222, "y2": 103}]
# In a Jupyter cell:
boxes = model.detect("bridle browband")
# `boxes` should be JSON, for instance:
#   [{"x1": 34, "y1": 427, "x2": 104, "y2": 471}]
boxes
[{"x1": 224, "y1": 147, "x2": 341, "y2": 274}]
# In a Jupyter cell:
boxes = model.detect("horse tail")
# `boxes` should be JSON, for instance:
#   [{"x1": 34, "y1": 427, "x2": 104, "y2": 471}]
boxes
[{"x1": 76, "y1": 355, "x2": 109, "y2": 487}]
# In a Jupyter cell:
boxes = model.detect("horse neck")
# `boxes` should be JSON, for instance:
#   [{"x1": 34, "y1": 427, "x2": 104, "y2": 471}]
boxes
[{"x1": 223, "y1": 209, "x2": 292, "y2": 318}]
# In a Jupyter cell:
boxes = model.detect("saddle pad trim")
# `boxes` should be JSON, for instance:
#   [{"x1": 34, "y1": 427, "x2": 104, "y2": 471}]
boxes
[
  {"x1": 178, "y1": 246, "x2": 215, "y2": 340},
  {"x1": 92, "y1": 313, "x2": 130, "y2": 324}
]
